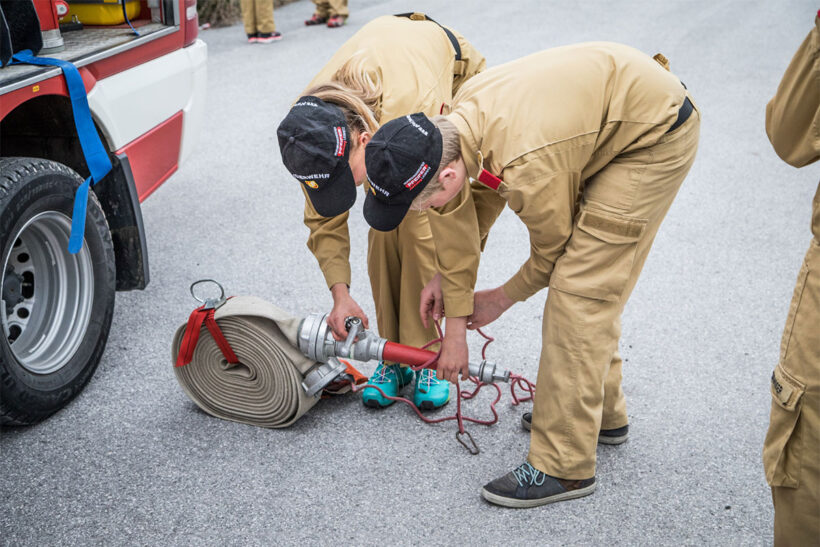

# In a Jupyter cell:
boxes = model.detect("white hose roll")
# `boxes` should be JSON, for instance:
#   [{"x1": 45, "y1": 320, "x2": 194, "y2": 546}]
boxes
[{"x1": 171, "y1": 296, "x2": 322, "y2": 428}]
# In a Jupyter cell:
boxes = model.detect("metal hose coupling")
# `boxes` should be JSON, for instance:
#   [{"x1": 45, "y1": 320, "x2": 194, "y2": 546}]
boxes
[
  {"x1": 471, "y1": 359, "x2": 510, "y2": 384},
  {"x1": 297, "y1": 313, "x2": 511, "y2": 395},
  {"x1": 297, "y1": 313, "x2": 386, "y2": 397},
  {"x1": 297, "y1": 313, "x2": 386, "y2": 363}
]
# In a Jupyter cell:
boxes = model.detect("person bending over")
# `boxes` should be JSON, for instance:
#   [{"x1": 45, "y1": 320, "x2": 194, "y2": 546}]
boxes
[
  {"x1": 362, "y1": 42, "x2": 700, "y2": 507},
  {"x1": 277, "y1": 13, "x2": 485, "y2": 410}
]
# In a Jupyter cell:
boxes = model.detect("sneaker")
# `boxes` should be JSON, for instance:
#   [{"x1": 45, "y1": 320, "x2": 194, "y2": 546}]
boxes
[
  {"x1": 304, "y1": 13, "x2": 327, "y2": 25},
  {"x1": 361, "y1": 363, "x2": 414, "y2": 408},
  {"x1": 597, "y1": 424, "x2": 629, "y2": 444},
  {"x1": 413, "y1": 368, "x2": 450, "y2": 410},
  {"x1": 247, "y1": 33, "x2": 258, "y2": 43},
  {"x1": 256, "y1": 32, "x2": 282, "y2": 43},
  {"x1": 327, "y1": 15, "x2": 346, "y2": 28},
  {"x1": 520, "y1": 412, "x2": 629, "y2": 444},
  {"x1": 481, "y1": 462, "x2": 596, "y2": 508}
]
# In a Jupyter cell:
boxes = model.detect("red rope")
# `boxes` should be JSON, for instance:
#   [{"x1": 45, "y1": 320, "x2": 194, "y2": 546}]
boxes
[
  {"x1": 345, "y1": 322, "x2": 534, "y2": 453},
  {"x1": 473, "y1": 326, "x2": 537, "y2": 406}
]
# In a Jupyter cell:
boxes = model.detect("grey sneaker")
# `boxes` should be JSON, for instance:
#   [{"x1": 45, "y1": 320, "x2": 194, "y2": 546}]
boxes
[
  {"x1": 520, "y1": 412, "x2": 629, "y2": 445},
  {"x1": 481, "y1": 462, "x2": 596, "y2": 508}
]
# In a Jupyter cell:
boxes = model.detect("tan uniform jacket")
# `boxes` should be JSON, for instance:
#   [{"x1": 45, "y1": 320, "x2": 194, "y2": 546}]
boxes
[
  {"x1": 427, "y1": 43, "x2": 687, "y2": 317},
  {"x1": 300, "y1": 14, "x2": 486, "y2": 289},
  {"x1": 766, "y1": 15, "x2": 820, "y2": 241}
]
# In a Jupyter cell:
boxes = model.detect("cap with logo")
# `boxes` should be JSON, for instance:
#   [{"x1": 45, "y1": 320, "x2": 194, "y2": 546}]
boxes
[
  {"x1": 277, "y1": 96, "x2": 356, "y2": 218},
  {"x1": 363, "y1": 113, "x2": 442, "y2": 232}
]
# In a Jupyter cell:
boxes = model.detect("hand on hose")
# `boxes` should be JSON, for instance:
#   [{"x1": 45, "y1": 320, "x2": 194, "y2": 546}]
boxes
[
  {"x1": 436, "y1": 317, "x2": 470, "y2": 383},
  {"x1": 420, "y1": 273, "x2": 444, "y2": 329},
  {"x1": 468, "y1": 286, "x2": 515, "y2": 330},
  {"x1": 328, "y1": 283, "x2": 369, "y2": 341}
]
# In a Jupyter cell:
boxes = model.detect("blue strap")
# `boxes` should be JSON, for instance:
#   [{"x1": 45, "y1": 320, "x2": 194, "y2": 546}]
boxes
[{"x1": 11, "y1": 50, "x2": 112, "y2": 254}]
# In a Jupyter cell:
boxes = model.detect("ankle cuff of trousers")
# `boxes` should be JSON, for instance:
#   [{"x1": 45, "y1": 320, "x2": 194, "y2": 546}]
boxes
[
  {"x1": 527, "y1": 452, "x2": 596, "y2": 482},
  {"x1": 600, "y1": 418, "x2": 629, "y2": 430}
]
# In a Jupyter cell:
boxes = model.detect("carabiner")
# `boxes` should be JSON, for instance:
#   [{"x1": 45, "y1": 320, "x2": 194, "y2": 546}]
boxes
[{"x1": 456, "y1": 430, "x2": 480, "y2": 455}]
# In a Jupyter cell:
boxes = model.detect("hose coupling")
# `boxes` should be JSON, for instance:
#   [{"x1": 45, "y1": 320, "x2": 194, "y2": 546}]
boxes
[{"x1": 469, "y1": 360, "x2": 511, "y2": 384}]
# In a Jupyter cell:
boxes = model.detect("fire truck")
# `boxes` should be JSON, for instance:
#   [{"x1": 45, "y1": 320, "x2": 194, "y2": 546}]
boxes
[{"x1": 0, "y1": 0, "x2": 207, "y2": 424}]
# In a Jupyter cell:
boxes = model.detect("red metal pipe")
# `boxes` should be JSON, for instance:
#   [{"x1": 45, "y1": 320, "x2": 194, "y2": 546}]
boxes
[{"x1": 382, "y1": 341, "x2": 436, "y2": 367}]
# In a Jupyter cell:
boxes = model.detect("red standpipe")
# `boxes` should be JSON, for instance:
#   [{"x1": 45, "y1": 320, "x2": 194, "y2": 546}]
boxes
[
  {"x1": 382, "y1": 342, "x2": 437, "y2": 368},
  {"x1": 32, "y1": 0, "x2": 61, "y2": 31}
]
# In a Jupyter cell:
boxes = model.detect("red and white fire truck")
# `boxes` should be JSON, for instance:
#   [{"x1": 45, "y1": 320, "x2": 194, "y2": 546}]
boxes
[{"x1": 0, "y1": 0, "x2": 207, "y2": 424}]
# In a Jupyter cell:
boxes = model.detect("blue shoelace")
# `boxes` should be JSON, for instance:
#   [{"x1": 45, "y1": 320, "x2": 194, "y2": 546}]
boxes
[{"x1": 512, "y1": 462, "x2": 546, "y2": 487}]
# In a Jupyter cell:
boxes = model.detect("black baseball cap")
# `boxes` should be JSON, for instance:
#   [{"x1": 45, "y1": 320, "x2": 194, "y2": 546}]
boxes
[
  {"x1": 363, "y1": 113, "x2": 442, "y2": 232},
  {"x1": 277, "y1": 96, "x2": 356, "y2": 217}
]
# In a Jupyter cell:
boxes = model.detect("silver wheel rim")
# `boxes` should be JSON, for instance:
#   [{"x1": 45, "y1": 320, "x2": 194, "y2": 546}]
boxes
[{"x1": 1, "y1": 211, "x2": 94, "y2": 374}]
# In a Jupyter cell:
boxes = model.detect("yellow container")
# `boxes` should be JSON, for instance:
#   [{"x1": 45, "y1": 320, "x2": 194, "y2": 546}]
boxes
[{"x1": 63, "y1": 0, "x2": 141, "y2": 26}]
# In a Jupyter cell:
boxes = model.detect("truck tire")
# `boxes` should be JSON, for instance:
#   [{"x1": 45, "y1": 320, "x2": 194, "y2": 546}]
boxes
[{"x1": 0, "y1": 157, "x2": 115, "y2": 425}]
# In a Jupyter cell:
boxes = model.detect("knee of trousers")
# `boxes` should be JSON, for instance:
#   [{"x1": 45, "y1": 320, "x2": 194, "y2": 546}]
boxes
[{"x1": 541, "y1": 288, "x2": 623, "y2": 348}]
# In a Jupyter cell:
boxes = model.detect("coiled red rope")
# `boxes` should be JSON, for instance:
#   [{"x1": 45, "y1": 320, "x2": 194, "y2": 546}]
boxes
[{"x1": 344, "y1": 322, "x2": 536, "y2": 454}]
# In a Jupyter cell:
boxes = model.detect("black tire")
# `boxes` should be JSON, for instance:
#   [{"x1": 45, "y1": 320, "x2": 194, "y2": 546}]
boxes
[{"x1": 0, "y1": 157, "x2": 115, "y2": 425}]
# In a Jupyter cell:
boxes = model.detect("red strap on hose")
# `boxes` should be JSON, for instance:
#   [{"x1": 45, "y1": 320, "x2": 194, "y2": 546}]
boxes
[
  {"x1": 175, "y1": 306, "x2": 239, "y2": 367},
  {"x1": 477, "y1": 169, "x2": 502, "y2": 191}
]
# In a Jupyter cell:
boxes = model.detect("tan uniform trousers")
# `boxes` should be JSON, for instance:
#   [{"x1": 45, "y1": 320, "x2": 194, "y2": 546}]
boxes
[
  {"x1": 763, "y1": 229, "x2": 820, "y2": 545},
  {"x1": 762, "y1": 16, "x2": 820, "y2": 545},
  {"x1": 528, "y1": 105, "x2": 700, "y2": 480},
  {"x1": 368, "y1": 210, "x2": 439, "y2": 354},
  {"x1": 240, "y1": 0, "x2": 275, "y2": 34},
  {"x1": 312, "y1": 0, "x2": 348, "y2": 18}
]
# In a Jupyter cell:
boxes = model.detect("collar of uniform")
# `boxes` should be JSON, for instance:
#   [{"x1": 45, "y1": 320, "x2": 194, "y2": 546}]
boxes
[{"x1": 448, "y1": 112, "x2": 481, "y2": 183}]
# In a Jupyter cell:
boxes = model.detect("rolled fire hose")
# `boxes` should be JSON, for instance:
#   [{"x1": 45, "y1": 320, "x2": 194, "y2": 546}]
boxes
[
  {"x1": 172, "y1": 281, "x2": 511, "y2": 429},
  {"x1": 171, "y1": 293, "x2": 329, "y2": 428}
]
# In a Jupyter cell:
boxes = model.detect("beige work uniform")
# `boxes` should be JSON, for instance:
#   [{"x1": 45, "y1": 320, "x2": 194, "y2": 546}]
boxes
[
  {"x1": 240, "y1": 0, "x2": 276, "y2": 35},
  {"x1": 301, "y1": 15, "x2": 485, "y2": 351},
  {"x1": 762, "y1": 15, "x2": 820, "y2": 546},
  {"x1": 312, "y1": 0, "x2": 348, "y2": 19},
  {"x1": 427, "y1": 43, "x2": 699, "y2": 479}
]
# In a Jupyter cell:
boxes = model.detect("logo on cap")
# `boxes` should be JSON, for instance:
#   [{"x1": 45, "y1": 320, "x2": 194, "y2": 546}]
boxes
[
  {"x1": 334, "y1": 126, "x2": 347, "y2": 157},
  {"x1": 403, "y1": 162, "x2": 430, "y2": 190},
  {"x1": 367, "y1": 173, "x2": 391, "y2": 197},
  {"x1": 405, "y1": 114, "x2": 429, "y2": 136},
  {"x1": 304, "y1": 180, "x2": 319, "y2": 189}
]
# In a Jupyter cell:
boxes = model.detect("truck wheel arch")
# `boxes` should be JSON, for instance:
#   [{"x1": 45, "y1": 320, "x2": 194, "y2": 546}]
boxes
[{"x1": 1, "y1": 94, "x2": 149, "y2": 291}]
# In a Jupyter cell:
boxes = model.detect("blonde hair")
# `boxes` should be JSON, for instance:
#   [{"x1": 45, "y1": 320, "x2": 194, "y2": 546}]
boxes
[
  {"x1": 411, "y1": 116, "x2": 462, "y2": 209},
  {"x1": 303, "y1": 55, "x2": 382, "y2": 140}
]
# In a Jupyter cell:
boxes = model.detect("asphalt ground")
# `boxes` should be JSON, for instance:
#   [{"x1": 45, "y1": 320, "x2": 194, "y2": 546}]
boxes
[{"x1": 3, "y1": 0, "x2": 820, "y2": 544}]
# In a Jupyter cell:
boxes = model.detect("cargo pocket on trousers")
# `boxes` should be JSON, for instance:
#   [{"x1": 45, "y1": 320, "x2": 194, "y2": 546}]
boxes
[
  {"x1": 762, "y1": 364, "x2": 806, "y2": 488},
  {"x1": 550, "y1": 209, "x2": 647, "y2": 301}
]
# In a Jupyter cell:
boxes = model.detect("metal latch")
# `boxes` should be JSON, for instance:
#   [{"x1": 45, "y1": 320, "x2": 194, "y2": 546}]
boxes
[
  {"x1": 190, "y1": 279, "x2": 227, "y2": 310},
  {"x1": 302, "y1": 357, "x2": 349, "y2": 398}
]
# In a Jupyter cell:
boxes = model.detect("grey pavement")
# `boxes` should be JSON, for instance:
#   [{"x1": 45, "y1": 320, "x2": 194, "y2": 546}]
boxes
[{"x1": 3, "y1": 0, "x2": 819, "y2": 545}]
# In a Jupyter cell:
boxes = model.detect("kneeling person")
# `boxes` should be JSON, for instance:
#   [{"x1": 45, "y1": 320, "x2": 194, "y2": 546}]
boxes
[{"x1": 362, "y1": 42, "x2": 700, "y2": 507}]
